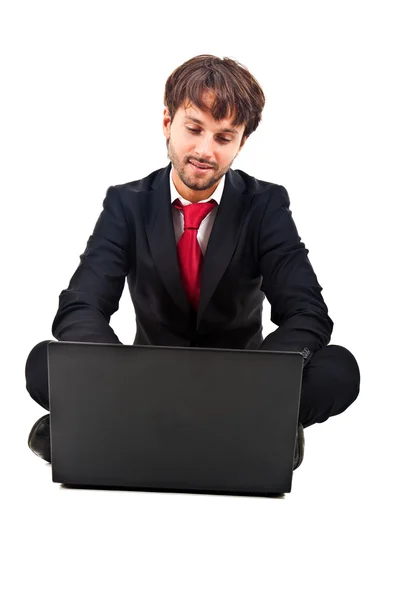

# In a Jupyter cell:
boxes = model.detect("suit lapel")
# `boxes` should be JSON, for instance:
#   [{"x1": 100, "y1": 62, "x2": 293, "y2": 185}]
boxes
[{"x1": 144, "y1": 163, "x2": 254, "y2": 330}]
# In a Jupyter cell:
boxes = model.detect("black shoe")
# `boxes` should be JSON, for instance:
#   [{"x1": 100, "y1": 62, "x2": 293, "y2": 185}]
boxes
[
  {"x1": 293, "y1": 422, "x2": 305, "y2": 470},
  {"x1": 28, "y1": 414, "x2": 51, "y2": 463}
]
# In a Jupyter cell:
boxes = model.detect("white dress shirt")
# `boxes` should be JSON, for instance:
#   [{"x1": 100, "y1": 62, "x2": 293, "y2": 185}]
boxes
[{"x1": 170, "y1": 169, "x2": 226, "y2": 256}]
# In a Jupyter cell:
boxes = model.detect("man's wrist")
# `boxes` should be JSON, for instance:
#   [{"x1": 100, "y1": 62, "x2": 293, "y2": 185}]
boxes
[{"x1": 301, "y1": 346, "x2": 311, "y2": 365}]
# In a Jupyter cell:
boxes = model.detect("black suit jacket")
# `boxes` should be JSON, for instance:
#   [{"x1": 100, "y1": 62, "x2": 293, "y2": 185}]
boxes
[{"x1": 52, "y1": 163, "x2": 333, "y2": 366}]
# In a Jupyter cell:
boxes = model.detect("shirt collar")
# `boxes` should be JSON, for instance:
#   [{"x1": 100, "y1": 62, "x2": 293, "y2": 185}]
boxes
[{"x1": 170, "y1": 167, "x2": 225, "y2": 206}]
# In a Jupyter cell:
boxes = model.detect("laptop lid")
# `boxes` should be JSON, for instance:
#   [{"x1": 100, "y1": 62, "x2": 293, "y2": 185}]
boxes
[{"x1": 47, "y1": 341, "x2": 304, "y2": 495}]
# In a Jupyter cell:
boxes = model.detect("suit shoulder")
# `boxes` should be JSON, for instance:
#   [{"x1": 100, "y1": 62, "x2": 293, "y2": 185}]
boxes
[
  {"x1": 111, "y1": 166, "x2": 166, "y2": 194},
  {"x1": 233, "y1": 169, "x2": 286, "y2": 196}
]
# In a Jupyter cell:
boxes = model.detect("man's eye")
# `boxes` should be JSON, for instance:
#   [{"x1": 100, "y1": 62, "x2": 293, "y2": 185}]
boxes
[{"x1": 186, "y1": 128, "x2": 230, "y2": 143}]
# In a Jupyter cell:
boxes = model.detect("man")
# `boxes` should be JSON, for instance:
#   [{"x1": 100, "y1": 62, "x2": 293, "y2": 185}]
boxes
[{"x1": 25, "y1": 54, "x2": 361, "y2": 469}]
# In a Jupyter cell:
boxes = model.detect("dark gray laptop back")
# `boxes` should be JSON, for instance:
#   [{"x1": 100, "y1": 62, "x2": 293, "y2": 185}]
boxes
[{"x1": 47, "y1": 342, "x2": 304, "y2": 495}]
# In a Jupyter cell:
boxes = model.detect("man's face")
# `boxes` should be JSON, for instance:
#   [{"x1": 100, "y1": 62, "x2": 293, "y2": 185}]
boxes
[{"x1": 163, "y1": 92, "x2": 247, "y2": 202}]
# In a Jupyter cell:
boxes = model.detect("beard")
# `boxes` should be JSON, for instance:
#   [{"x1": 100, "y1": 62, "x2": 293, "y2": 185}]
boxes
[{"x1": 166, "y1": 137, "x2": 235, "y2": 192}]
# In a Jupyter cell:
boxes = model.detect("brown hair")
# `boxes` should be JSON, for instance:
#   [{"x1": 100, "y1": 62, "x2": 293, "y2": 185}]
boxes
[{"x1": 164, "y1": 54, "x2": 266, "y2": 145}]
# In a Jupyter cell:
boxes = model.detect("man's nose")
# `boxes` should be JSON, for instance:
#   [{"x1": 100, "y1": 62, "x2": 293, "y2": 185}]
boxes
[{"x1": 195, "y1": 135, "x2": 215, "y2": 158}]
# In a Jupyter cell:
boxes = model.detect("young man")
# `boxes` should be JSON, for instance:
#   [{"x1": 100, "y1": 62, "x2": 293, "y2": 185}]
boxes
[{"x1": 25, "y1": 55, "x2": 361, "y2": 468}]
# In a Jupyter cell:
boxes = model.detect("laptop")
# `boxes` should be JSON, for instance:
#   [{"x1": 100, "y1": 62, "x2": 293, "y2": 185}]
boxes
[{"x1": 47, "y1": 341, "x2": 304, "y2": 496}]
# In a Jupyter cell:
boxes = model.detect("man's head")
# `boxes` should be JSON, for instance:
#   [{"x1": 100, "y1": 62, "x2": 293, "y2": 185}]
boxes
[{"x1": 163, "y1": 55, "x2": 265, "y2": 202}]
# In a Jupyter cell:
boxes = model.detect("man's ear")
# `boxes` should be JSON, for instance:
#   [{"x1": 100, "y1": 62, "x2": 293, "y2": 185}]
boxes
[
  {"x1": 236, "y1": 135, "x2": 248, "y2": 157},
  {"x1": 163, "y1": 107, "x2": 172, "y2": 138},
  {"x1": 240, "y1": 135, "x2": 248, "y2": 150}
]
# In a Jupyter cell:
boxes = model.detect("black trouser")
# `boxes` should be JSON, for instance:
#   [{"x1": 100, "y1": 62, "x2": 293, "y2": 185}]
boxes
[{"x1": 25, "y1": 340, "x2": 360, "y2": 429}]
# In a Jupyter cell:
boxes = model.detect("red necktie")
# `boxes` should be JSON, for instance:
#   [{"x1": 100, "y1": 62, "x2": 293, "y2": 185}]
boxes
[{"x1": 173, "y1": 198, "x2": 217, "y2": 311}]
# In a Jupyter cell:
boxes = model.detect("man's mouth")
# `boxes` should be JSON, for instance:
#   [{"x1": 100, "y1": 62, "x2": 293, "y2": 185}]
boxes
[{"x1": 188, "y1": 160, "x2": 212, "y2": 171}]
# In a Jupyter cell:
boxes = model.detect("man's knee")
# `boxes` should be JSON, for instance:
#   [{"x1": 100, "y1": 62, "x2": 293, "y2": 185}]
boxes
[
  {"x1": 301, "y1": 344, "x2": 361, "y2": 426},
  {"x1": 26, "y1": 339, "x2": 52, "y2": 360},
  {"x1": 25, "y1": 340, "x2": 52, "y2": 408},
  {"x1": 25, "y1": 340, "x2": 52, "y2": 379},
  {"x1": 327, "y1": 344, "x2": 360, "y2": 387},
  {"x1": 325, "y1": 344, "x2": 361, "y2": 414}
]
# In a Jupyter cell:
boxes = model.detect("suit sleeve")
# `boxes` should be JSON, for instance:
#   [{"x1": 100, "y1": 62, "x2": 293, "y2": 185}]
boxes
[
  {"x1": 51, "y1": 186, "x2": 131, "y2": 343},
  {"x1": 257, "y1": 185, "x2": 333, "y2": 366}
]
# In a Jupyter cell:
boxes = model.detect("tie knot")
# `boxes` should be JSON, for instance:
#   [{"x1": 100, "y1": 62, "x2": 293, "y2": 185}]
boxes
[{"x1": 174, "y1": 198, "x2": 217, "y2": 230}]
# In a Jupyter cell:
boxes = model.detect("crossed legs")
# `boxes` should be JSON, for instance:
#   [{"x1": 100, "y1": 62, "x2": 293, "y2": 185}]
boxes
[{"x1": 25, "y1": 340, "x2": 361, "y2": 459}]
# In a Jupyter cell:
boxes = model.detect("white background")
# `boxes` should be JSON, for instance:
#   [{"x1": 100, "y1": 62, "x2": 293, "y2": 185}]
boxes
[{"x1": 1, "y1": 0, "x2": 399, "y2": 598}]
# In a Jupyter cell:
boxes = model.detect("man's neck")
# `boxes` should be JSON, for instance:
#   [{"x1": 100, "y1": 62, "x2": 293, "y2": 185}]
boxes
[{"x1": 172, "y1": 168, "x2": 219, "y2": 203}]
